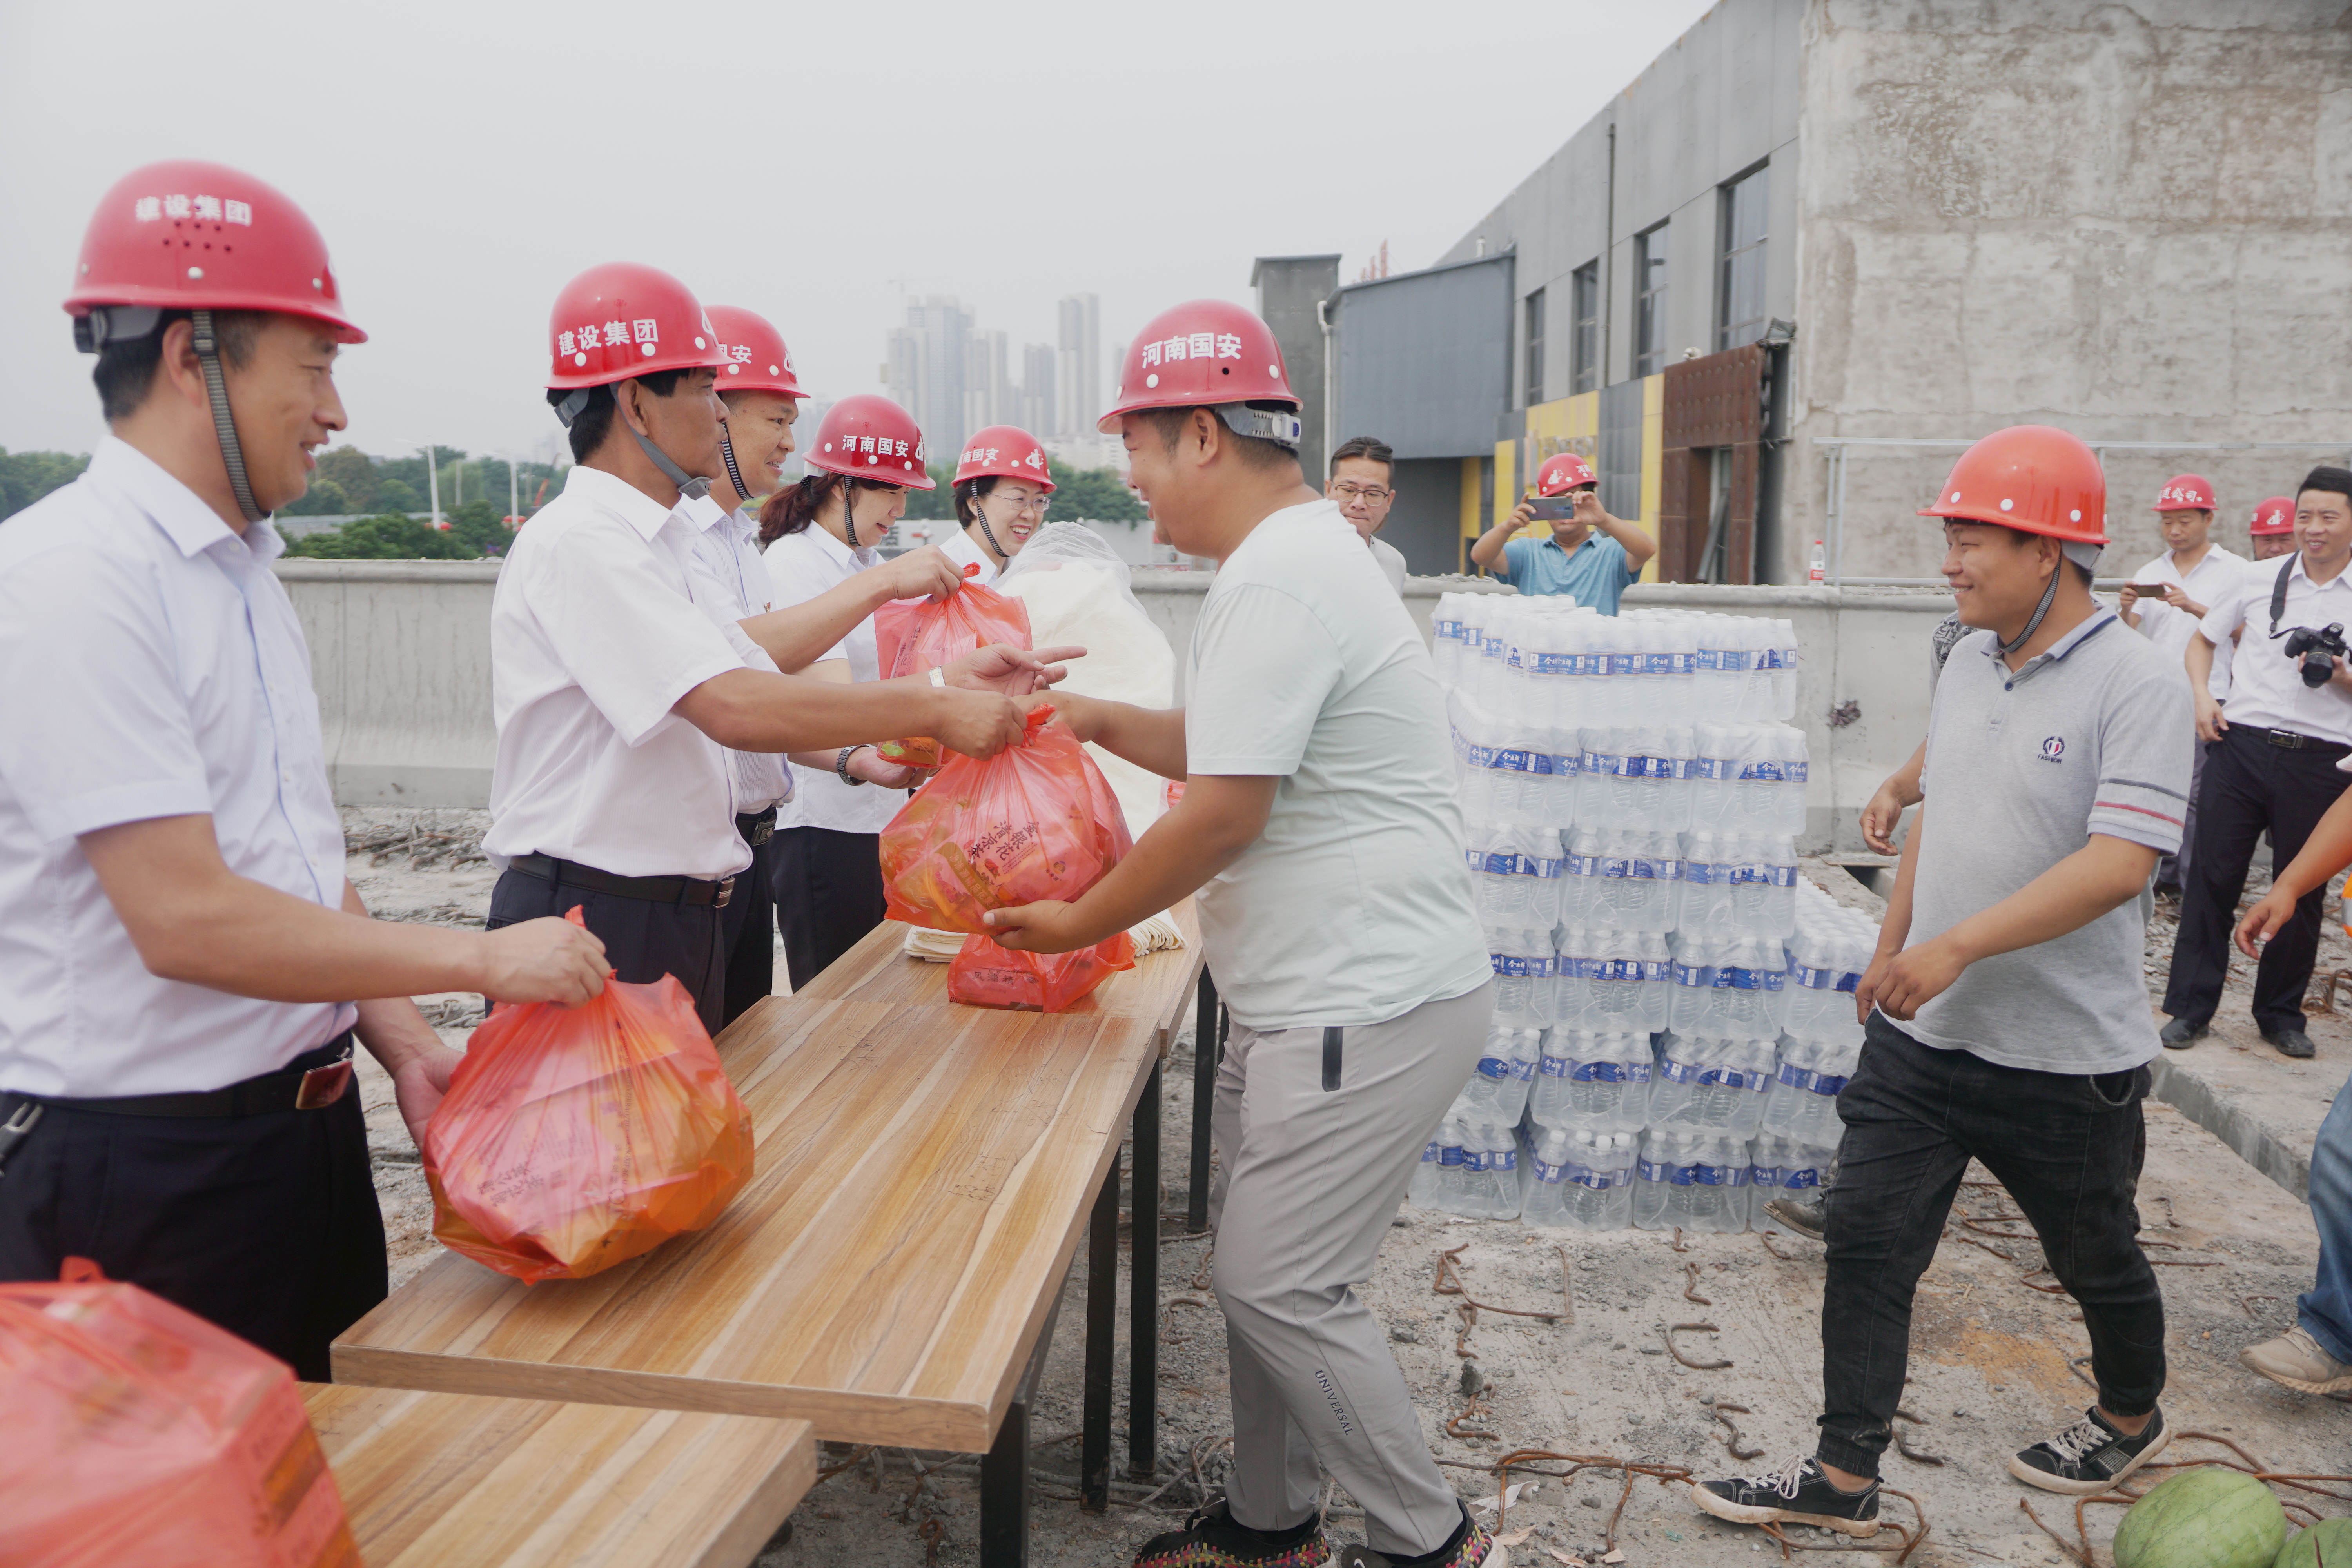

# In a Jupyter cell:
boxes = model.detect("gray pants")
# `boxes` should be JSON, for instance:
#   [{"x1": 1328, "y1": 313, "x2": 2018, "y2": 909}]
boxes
[{"x1": 1210, "y1": 980, "x2": 1493, "y2": 1556}]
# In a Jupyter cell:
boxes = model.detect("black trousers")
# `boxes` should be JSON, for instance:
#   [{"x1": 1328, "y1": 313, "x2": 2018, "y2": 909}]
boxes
[
  {"x1": 2161, "y1": 724, "x2": 2352, "y2": 1033},
  {"x1": 769, "y1": 825, "x2": 886, "y2": 992},
  {"x1": 720, "y1": 831, "x2": 781, "y2": 1027},
  {"x1": 0, "y1": 1047, "x2": 385, "y2": 1381},
  {"x1": 488, "y1": 864, "x2": 727, "y2": 1036},
  {"x1": 1817, "y1": 1016, "x2": 2162, "y2": 1478}
]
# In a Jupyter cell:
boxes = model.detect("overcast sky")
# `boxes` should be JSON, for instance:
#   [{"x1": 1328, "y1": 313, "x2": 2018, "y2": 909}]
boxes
[{"x1": 0, "y1": 0, "x2": 1713, "y2": 466}]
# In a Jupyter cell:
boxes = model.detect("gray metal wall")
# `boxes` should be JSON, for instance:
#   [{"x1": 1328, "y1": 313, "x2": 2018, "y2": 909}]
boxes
[
  {"x1": 1379, "y1": 457, "x2": 1466, "y2": 577},
  {"x1": 1329, "y1": 254, "x2": 1516, "y2": 460}
]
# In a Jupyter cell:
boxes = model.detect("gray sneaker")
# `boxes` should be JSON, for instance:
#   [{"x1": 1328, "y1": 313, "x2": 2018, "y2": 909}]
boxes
[
  {"x1": 1762, "y1": 1195, "x2": 1825, "y2": 1242},
  {"x1": 2239, "y1": 1325, "x2": 2352, "y2": 1395}
]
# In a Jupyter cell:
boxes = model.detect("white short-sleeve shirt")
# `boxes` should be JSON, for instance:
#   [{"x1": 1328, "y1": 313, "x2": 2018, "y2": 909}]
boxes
[
  {"x1": 1183, "y1": 498, "x2": 1490, "y2": 1030},
  {"x1": 1369, "y1": 535, "x2": 1409, "y2": 596},
  {"x1": 762, "y1": 523, "x2": 906, "y2": 835},
  {"x1": 686, "y1": 504, "x2": 794, "y2": 814},
  {"x1": 0, "y1": 438, "x2": 354, "y2": 1096},
  {"x1": 485, "y1": 466, "x2": 760, "y2": 880},
  {"x1": 2197, "y1": 553, "x2": 2352, "y2": 744},
  {"x1": 2127, "y1": 543, "x2": 2245, "y2": 684},
  {"x1": 936, "y1": 528, "x2": 999, "y2": 587}
]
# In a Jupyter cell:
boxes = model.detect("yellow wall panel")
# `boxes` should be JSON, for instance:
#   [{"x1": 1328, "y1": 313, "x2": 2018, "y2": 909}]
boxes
[{"x1": 1635, "y1": 373, "x2": 1664, "y2": 584}]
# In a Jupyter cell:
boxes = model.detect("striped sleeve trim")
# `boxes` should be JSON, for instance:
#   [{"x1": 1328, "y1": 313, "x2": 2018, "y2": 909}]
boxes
[
  {"x1": 2103, "y1": 777, "x2": 2188, "y2": 801},
  {"x1": 2090, "y1": 786, "x2": 2184, "y2": 853}
]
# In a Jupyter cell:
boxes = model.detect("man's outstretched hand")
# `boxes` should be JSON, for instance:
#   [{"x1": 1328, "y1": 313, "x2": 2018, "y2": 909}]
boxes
[
  {"x1": 982, "y1": 900, "x2": 1088, "y2": 954},
  {"x1": 948, "y1": 642, "x2": 1085, "y2": 697}
]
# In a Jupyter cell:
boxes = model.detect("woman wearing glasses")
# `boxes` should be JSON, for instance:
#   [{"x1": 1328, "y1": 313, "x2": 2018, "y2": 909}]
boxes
[
  {"x1": 758, "y1": 394, "x2": 939, "y2": 986},
  {"x1": 941, "y1": 424, "x2": 1054, "y2": 585}
]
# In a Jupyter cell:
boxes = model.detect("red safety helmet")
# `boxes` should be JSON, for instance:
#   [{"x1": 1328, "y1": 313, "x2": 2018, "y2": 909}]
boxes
[
  {"x1": 2250, "y1": 495, "x2": 2298, "y2": 535},
  {"x1": 2152, "y1": 473, "x2": 2215, "y2": 512},
  {"x1": 955, "y1": 425, "x2": 1055, "y2": 492},
  {"x1": 1917, "y1": 425, "x2": 2107, "y2": 545},
  {"x1": 704, "y1": 305, "x2": 806, "y2": 400},
  {"x1": 546, "y1": 263, "x2": 727, "y2": 390},
  {"x1": 806, "y1": 394, "x2": 933, "y2": 489},
  {"x1": 1097, "y1": 299, "x2": 1300, "y2": 447},
  {"x1": 1536, "y1": 453, "x2": 1599, "y2": 495},
  {"x1": 64, "y1": 159, "x2": 364, "y2": 344}
]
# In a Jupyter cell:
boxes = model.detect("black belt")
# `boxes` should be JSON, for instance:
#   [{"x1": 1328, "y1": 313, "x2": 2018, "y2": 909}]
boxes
[
  {"x1": 2, "y1": 1033, "x2": 356, "y2": 1129},
  {"x1": 509, "y1": 852, "x2": 733, "y2": 908},
  {"x1": 2235, "y1": 724, "x2": 2350, "y2": 754},
  {"x1": 736, "y1": 806, "x2": 778, "y2": 848}
]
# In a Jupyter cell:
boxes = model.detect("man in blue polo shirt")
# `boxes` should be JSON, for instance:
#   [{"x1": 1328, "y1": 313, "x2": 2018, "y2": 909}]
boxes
[{"x1": 1469, "y1": 452, "x2": 1655, "y2": 612}]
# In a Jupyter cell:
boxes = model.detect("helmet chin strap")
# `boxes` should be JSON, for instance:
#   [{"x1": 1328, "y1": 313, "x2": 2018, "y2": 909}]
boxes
[
  {"x1": 192, "y1": 309, "x2": 266, "y2": 524},
  {"x1": 718, "y1": 426, "x2": 750, "y2": 507},
  {"x1": 1998, "y1": 566, "x2": 2062, "y2": 657},
  {"x1": 617, "y1": 379, "x2": 711, "y2": 503},
  {"x1": 971, "y1": 493, "x2": 1009, "y2": 562}
]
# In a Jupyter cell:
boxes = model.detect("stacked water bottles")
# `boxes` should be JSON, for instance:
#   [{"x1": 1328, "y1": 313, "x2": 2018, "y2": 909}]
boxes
[{"x1": 1409, "y1": 591, "x2": 1872, "y2": 1232}]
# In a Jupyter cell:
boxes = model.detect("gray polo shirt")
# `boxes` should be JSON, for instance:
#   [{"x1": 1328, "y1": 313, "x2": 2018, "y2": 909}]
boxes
[{"x1": 1904, "y1": 612, "x2": 2190, "y2": 1074}]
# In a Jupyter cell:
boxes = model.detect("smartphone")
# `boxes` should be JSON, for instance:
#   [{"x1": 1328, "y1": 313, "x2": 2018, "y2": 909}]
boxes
[
  {"x1": 1524, "y1": 495, "x2": 1575, "y2": 522},
  {"x1": 2126, "y1": 584, "x2": 2172, "y2": 599}
]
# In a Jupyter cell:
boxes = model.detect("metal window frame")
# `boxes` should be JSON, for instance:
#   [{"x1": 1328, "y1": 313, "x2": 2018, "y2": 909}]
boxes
[
  {"x1": 1633, "y1": 223, "x2": 1669, "y2": 379},
  {"x1": 1523, "y1": 286, "x2": 1546, "y2": 409},
  {"x1": 1570, "y1": 261, "x2": 1601, "y2": 395},
  {"x1": 1717, "y1": 163, "x2": 1770, "y2": 352}
]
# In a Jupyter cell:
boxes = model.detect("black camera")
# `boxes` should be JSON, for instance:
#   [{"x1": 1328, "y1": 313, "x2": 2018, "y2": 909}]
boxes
[{"x1": 2281, "y1": 623, "x2": 2349, "y2": 688}]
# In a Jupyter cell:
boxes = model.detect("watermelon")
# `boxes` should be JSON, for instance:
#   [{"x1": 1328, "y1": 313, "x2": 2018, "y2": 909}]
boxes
[
  {"x1": 2112, "y1": 1468, "x2": 2287, "y2": 1568},
  {"x1": 2275, "y1": 1518, "x2": 2352, "y2": 1567}
]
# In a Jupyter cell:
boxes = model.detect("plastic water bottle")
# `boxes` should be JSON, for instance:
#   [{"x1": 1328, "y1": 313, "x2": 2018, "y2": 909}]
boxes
[
  {"x1": 1489, "y1": 926, "x2": 1554, "y2": 1028},
  {"x1": 1751, "y1": 1133, "x2": 1833, "y2": 1220},
  {"x1": 1409, "y1": 1128, "x2": 1444, "y2": 1204},
  {"x1": 1577, "y1": 727, "x2": 1629, "y2": 823},
  {"x1": 1669, "y1": 936, "x2": 1789, "y2": 1038},
  {"x1": 1586, "y1": 830, "x2": 1677, "y2": 934},
  {"x1": 1734, "y1": 835, "x2": 1799, "y2": 941},
  {"x1": 1773, "y1": 726, "x2": 1810, "y2": 835},
  {"x1": 1634, "y1": 1130, "x2": 1752, "y2": 1234},
  {"x1": 1543, "y1": 729, "x2": 1582, "y2": 829},
  {"x1": 1524, "y1": 1126, "x2": 1636, "y2": 1231},
  {"x1": 1650, "y1": 724, "x2": 1697, "y2": 833},
  {"x1": 1583, "y1": 620, "x2": 1623, "y2": 722},
  {"x1": 1763, "y1": 1034, "x2": 1860, "y2": 1148},
  {"x1": 1808, "y1": 540, "x2": 1826, "y2": 584},
  {"x1": 1530, "y1": 1029, "x2": 1655, "y2": 1134},
  {"x1": 1785, "y1": 913, "x2": 1871, "y2": 1040},
  {"x1": 1433, "y1": 1118, "x2": 1471, "y2": 1207},
  {"x1": 1768, "y1": 620, "x2": 1799, "y2": 719},
  {"x1": 1461, "y1": 1025, "x2": 1542, "y2": 1126},
  {"x1": 1566, "y1": 927, "x2": 1673, "y2": 1034},
  {"x1": 1650, "y1": 1033, "x2": 1779, "y2": 1137},
  {"x1": 1678, "y1": 833, "x2": 1740, "y2": 938},
  {"x1": 1448, "y1": 1122, "x2": 1522, "y2": 1219}
]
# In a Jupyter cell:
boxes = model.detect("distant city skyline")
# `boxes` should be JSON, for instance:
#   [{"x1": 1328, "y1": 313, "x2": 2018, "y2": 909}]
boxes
[{"x1": 886, "y1": 291, "x2": 1103, "y2": 463}]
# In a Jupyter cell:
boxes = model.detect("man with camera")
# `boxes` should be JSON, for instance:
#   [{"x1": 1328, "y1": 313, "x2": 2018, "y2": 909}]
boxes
[
  {"x1": 2160, "y1": 466, "x2": 2352, "y2": 1060},
  {"x1": 1469, "y1": 452, "x2": 1655, "y2": 614}
]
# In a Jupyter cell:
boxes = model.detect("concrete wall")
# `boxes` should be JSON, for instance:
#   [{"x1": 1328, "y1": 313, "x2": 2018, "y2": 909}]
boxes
[
  {"x1": 1788, "y1": 0, "x2": 2352, "y2": 583},
  {"x1": 1440, "y1": 0, "x2": 1804, "y2": 397},
  {"x1": 1251, "y1": 255, "x2": 1342, "y2": 483},
  {"x1": 275, "y1": 561, "x2": 1946, "y2": 855}
]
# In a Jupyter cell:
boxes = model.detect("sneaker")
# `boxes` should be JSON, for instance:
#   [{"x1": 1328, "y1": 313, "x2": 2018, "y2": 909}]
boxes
[
  {"x1": 2239, "y1": 1325, "x2": 2352, "y2": 1395},
  {"x1": 1131, "y1": 1500, "x2": 1328, "y2": 1568},
  {"x1": 1690, "y1": 1455, "x2": 1880, "y2": 1538},
  {"x1": 1762, "y1": 1194, "x2": 1825, "y2": 1242},
  {"x1": 1334, "y1": 1502, "x2": 1506, "y2": 1568},
  {"x1": 2008, "y1": 1406, "x2": 2170, "y2": 1494}
]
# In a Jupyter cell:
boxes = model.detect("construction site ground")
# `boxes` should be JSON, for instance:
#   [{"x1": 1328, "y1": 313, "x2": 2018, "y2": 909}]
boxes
[{"x1": 345, "y1": 809, "x2": 2351, "y2": 1567}]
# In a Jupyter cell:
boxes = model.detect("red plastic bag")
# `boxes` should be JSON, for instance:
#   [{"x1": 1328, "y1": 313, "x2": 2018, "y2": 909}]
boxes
[
  {"x1": 881, "y1": 705, "x2": 1134, "y2": 934},
  {"x1": 422, "y1": 916, "x2": 755, "y2": 1284},
  {"x1": 0, "y1": 1260, "x2": 359, "y2": 1568},
  {"x1": 949, "y1": 931, "x2": 1137, "y2": 1012},
  {"x1": 873, "y1": 564, "x2": 1033, "y2": 684}
]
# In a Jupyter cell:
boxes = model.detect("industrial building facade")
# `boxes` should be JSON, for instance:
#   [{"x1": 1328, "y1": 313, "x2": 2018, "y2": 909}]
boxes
[{"x1": 1267, "y1": 0, "x2": 2351, "y2": 583}]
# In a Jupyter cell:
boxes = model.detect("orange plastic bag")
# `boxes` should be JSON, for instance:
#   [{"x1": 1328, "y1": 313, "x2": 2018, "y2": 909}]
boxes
[
  {"x1": 949, "y1": 931, "x2": 1137, "y2": 1013},
  {"x1": 0, "y1": 1260, "x2": 359, "y2": 1568},
  {"x1": 881, "y1": 705, "x2": 1133, "y2": 934},
  {"x1": 422, "y1": 918, "x2": 755, "y2": 1284},
  {"x1": 873, "y1": 564, "x2": 1033, "y2": 683}
]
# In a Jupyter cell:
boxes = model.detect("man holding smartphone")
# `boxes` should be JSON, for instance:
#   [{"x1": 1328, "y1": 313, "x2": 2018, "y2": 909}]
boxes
[{"x1": 1468, "y1": 452, "x2": 1654, "y2": 612}]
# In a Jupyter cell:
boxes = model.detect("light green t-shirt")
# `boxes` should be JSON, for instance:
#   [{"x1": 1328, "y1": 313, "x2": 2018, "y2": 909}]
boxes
[{"x1": 1184, "y1": 499, "x2": 1490, "y2": 1030}]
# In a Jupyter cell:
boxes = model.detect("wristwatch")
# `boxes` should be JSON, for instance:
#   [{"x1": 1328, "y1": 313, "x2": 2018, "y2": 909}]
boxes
[{"x1": 836, "y1": 745, "x2": 873, "y2": 785}]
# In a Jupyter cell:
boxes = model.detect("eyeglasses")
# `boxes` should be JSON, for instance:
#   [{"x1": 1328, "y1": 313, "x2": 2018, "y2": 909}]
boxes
[
  {"x1": 1333, "y1": 483, "x2": 1394, "y2": 504},
  {"x1": 990, "y1": 491, "x2": 1051, "y2": 516}
]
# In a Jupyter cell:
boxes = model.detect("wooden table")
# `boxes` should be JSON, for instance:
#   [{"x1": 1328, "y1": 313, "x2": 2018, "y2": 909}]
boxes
[
  {"x1": 302, "y1": 1383, "x2": 812, "y2": 1568},
  {"x1": 336, "y1": 996, "x2": 1160, "y2": 1565}
]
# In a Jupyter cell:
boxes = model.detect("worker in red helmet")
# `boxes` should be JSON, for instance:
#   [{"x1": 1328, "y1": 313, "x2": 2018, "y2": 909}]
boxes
[
  {"x1": 2119, "y1": 474, "x2": 2245, "y2": 895},
  {"x1": 488, "y1": 267, "x2": 1056, "y2": 1034},
  {"x1": 2160, "y1": 465, "x2": 2352, "y2": 1061},
  {"x1": 686, "y1": 307, "x2": 962, "y2": 1024},
  {"x1": 944, "y1": 424, "x2": 1056, "y2": 586},
  {"x1": 0, "y1": 162, "x2": 610, "y2": 1379},
  {"x1": 2249, "y1": 493, "x2": 2299, "y2": 561},
  {"x1": 984, "y1": 302, "x2": 1502, "y2": 1568},
  {"x1": 1695, "y1": 427, "x2": 2190, "y2": 1539},
  {"x1": 1467, "y1": 451, "x2": 1655, "y2": 612}
]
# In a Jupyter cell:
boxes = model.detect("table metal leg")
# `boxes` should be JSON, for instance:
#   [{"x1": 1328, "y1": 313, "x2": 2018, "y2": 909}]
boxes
[
  {"x1": 1081, "y1": 1155, "x2": 1118, "y2": 1513},
  {"x1": 1187, "y1": 972, "x2": 1220, "y2": 1233},
  {"x1": 1129, "y1": 1063, "x2": 1160, "y2": 1481},
  {"x1": 979, "y1": 1290, "x2": 1061, "y2": 1568}
]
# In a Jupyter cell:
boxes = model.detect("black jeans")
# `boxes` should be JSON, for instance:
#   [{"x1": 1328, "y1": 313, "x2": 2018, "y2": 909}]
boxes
[
  {"x1": 2162, "y1": 724, "x2": 2351, "y2": 1033},
  {"x1": 769, "y1": 826, "x2": 887, "y2": 993},
  {"x1": 1816, "y1": 1016, "x2": 2164, "y2": 1478},
  {"x1": 0, "y1": 1052, "x2": 385, "y2": 1382},
  {"x1": 488, "y1": 866, "x2": 727, "y2": 1036}
]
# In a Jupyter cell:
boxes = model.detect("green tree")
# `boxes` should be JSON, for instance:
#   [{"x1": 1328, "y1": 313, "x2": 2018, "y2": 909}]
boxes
[
  {"x1": 898, "y1": 463, "x2": 958, "y2": 521},
  {"x1": 281, "y1": 511, "x2": 480, "y2": 560},
  {"x1": 1049, "y1": 465, "x2": 1145, "y2": 523},
  {"x1": 445, "y1": 499, "x2": 512, "y2": 556},
  {"x1": 0, "y1": 448, "x2": 91, "y2": 521},
  {"x1": 314, "y1": 446, "x2": 379, "y2": 511},
  {"x1": 375, "y1": 476, "x2": 423, "y2": 512},
  {"x1": 278, "y1": 477, "x2": 350, "y2": 517}
]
